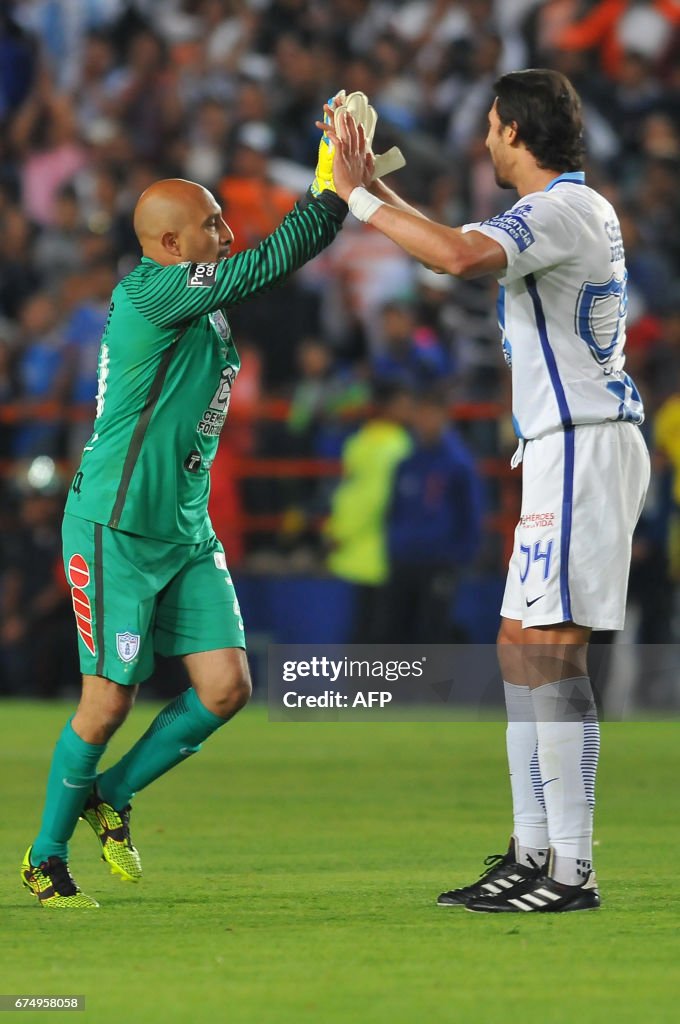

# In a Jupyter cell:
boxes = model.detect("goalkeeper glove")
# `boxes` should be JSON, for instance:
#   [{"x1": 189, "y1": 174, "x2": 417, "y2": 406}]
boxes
[
  {"x1": 334, "y1": 91, "x2": 406, "y2": 180},
  {"x1": 310, "y1": 90, "x2": 346, "y2": 197}
]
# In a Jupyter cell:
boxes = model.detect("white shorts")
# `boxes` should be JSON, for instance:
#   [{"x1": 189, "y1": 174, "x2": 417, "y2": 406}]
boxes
[{"x1": 501, "y1": 422, "x2": 650, "y2": 630}]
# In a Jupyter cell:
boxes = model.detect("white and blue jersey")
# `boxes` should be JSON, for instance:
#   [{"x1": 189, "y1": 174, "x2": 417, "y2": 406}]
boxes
[{"x1": 463, "y1": 171, "x2": 644, "y2": 440}]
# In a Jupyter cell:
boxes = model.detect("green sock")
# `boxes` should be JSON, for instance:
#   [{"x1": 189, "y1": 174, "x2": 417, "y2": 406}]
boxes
[
  {"x1": 32, "y1": 720, "x2": 107, "y2": 865},
  {"x1": 97, "y1": 688, "x2": 225, "y2": 810}
]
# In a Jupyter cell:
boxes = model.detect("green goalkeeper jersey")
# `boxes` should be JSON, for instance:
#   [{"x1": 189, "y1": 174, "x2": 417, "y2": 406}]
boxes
[{"x1": 65, "y1": 191, "x2": 346, "y2": 543}]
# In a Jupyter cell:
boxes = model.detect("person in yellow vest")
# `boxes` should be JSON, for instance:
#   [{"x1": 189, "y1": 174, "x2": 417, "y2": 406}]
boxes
[
  {"x1": 653, "y1": 392, "x2": 680, "y2": 580},
  {"x1": 326, "y1": 381, "x2": 413, "y2": 642}
]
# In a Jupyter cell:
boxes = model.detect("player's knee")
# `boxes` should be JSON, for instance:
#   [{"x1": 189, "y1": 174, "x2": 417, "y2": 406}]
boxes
[
  {"x1": 497, "y1": 619, "x2": 524, "y2": 682},
  {"x1": 108, "y1": 696, "x2": 135, "y2": 729},
  {"x1": 222, "y1": 667, "x2": 252, "y2": 713},
  {"x1": 75, "y1": 677, "x2": 137, "y2": 743},
  {"x1": 98, "y1": 686, "x2": 136, "y2": 732},
  {"x1": 186, "y1": 649, "x2": 252, "y2": 718},
  {"x1": 198, "y1": 665, "x2": 252, "y2": 719}
]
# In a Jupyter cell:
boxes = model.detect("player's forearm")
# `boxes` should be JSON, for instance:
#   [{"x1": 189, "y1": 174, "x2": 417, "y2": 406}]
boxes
[
  {"x1": 369, "y1": 179, "x2": 427, "y2": 220},
  {"x1": 219, "y1": 191, "x2": 347, "y2": 306},
  {"x1": 367, "y1": 182, "x2": 455, "y2": 274},
  {"x1": 364, "y1": 203, "x2": 476, "y2": 277}
]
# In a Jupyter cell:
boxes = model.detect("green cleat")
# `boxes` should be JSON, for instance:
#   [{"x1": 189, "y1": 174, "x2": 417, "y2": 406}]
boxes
[
  {"x1": 81, "y1": 791, "x2": 142, "y2": 883},
  {"x1": 21, "y1": 847, "x2": 99, "y2": 908}
]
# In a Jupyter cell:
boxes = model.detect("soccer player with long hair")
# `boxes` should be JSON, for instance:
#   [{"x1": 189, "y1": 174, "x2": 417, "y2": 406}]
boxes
[{"x1": 327, "y1": 69, "x2": 649, "y2": 912}]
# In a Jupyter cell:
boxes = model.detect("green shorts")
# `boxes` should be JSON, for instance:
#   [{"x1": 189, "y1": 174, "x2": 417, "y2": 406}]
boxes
[{"x1": 62, "y1": 514, "x2": 246, "y2": 685}]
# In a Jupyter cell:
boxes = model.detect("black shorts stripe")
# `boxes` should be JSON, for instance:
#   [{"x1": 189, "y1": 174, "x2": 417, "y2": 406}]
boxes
[
  {"x1": 108, "y1": 330, "x2": 184, "y2": 529},
  {"x1": 94, "y1": 523, "x2": 105, "y2": 677}
]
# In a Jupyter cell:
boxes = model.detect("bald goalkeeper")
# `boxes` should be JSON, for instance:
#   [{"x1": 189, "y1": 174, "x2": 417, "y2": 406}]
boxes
[{"x1": 21, "y1": 168, "x2": 349, "y2": 907}]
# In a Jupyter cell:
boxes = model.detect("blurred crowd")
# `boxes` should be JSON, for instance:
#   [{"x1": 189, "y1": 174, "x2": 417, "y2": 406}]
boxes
[{"x1": 1, "y1": 0, "x2": 680, "y2": 694}]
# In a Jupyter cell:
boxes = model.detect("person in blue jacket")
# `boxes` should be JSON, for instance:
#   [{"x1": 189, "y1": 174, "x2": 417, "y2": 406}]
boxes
[{"x1": 381, "y1": 385, "x2": 483, "y2": 642}]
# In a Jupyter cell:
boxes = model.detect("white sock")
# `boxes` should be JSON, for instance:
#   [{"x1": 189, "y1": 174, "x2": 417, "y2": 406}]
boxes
[
  {"x1": 504, "y1": 681, "x2": 549, "y2": 866},
  {"x1": 551, "y1": 852, "x2": 594, "y2": 886},
  {"x1": 532, "y1": 676, "x2": 600, "y2": 885}
]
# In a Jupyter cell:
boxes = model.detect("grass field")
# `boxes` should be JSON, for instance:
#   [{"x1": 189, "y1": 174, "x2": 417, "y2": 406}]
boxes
[{"x1": 1, "y1": 700, "x2": 679, "y2": 1024}]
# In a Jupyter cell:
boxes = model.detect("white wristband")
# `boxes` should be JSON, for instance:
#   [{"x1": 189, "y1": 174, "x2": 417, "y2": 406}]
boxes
[{"x1": 348, "y1": 186, "x2": 385, "y2": 223}]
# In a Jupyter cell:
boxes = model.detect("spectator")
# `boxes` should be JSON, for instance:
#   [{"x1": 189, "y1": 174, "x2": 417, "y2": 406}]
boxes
[
  {"x1": 180, "y1": 98, "x2": 232, "y2": 189},
  {"x1": 62, "y1": 258, "x2": 117, "y2": 457},
  {"x1": 301, "y1": 215, "x2": 418, "y2": 353},
  {"x1": 287, "y1": 337, "x2": 370, "y2": 458},
  {"x1": 107, "y1": 28, "x2": 181, "y2": 162},
  {"x1": 32, "y1": 185, "x2": 85, "y2": 285},
  {"x1": 325, "y1": 381, "x2": 413, "y2": 642},
  {"x1": 556, "y1": 0, "x2": 680, "y2": 82},
  {"x1": 13, "y1": 292, "x2": 70, "y2": 458},
  {"x1": 71, "y1": 30, "x2": 120, "y2": 141},
  {"x1": 653, "y1": 381, "x2": 680, "y2": 583},
  {"x1": 444, "y1": 32, "x2": 503, "y2": 154},
  {"x1": 272, "y1": 31, "x2": 324, "y2": 166},
  {"x1": 372, "y1": 300, "x2": 451, "y2": 389},
  {"x1": 0, "y1": 204, "x2": 40, "y2": 319},
  {"x1": 10, "y1": 78, "x2": 89, "y2": 226},
  {"x1": 0, "y1": 323, "x2": 19, "y2": 458},
  {"x1": 14, "y1": 0, "x2": 124, "y2": 91},
  {"x1": 0, "y1": 6, "x2": 37, "y2": 119},
  {"x1": 218, "y1": 121, "x2": 297, "y2": 252},
  {"x1": 284, "y1": 338, "x2": 370, "y2": 536},
  {"x1": 619, "y1": 205, "x2": 675, "y2": 316},
  {"x1": 0, "y1": 456, "x2": 77, "y2": 695},
  {"x1": 379, "y1": 386, "x2": 484, "y2": 642}
]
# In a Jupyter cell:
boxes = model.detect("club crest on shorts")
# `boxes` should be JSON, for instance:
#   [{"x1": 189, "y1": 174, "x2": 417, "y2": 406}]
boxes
[{"x1": 116, "y1": 632, "x2": 140, "y2": 662}]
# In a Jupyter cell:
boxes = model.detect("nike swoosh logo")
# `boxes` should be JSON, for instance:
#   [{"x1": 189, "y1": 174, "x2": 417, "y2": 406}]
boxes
[
  {"x1": 62, "y1": 778, "x2": 90, "y2": 789},
  {"x1": 525, "y1": 595, "x2": 545, "y2": 607},
  {"x1": 179, "y1": 747, "x2": 196, "y2": 756},
  {"x1": 541, "y1": 777, "x2": 559, "y2": 787}
]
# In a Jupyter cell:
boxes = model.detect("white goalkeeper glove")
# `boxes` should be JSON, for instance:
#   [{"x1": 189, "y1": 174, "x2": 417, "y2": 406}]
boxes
[
  {"x1": 311, "y1": 90, "x2": 406, "y2": 197},
  {"x1": 334, "y1": 91, "x2": 406, "y2": 181}
]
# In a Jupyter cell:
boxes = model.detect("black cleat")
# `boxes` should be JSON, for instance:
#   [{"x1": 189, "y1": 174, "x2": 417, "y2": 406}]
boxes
[
  {"x1": 466, "y1": 862, "x2": 601, "y2": 913},
  {"x1": 437, "y1": 836, "x2": 544, "y2": 907}
]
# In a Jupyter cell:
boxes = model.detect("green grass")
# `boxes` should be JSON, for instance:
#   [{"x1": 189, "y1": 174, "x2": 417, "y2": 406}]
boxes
[{"x1": 1, "y1": 701, "x2": 679, "y2": 1023}]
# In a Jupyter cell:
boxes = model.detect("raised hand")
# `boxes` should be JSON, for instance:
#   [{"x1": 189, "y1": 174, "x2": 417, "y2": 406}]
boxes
[
  {"x1": 334, "y1": 92, "x2": 405, "y2": 182},
  {"x1": 310, "y1": 92, "x2": 347, "y2": 197},
  {"x1": 315, "y1": 108, "x2": 371, "y2": 202}
]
